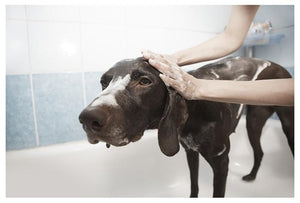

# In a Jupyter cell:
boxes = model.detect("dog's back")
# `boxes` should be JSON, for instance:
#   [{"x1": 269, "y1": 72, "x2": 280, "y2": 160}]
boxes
[{"x1": 188, "y1": 56, "x2": 292, "y2": 81}]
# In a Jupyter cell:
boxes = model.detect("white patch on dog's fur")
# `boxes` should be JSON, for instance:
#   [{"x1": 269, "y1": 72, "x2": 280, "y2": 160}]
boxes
[
  {"x1": 215, "y1": 144, "x2": 227, "y2": 156},
  {"x1": 91, "y1": 74, "x2": 131, "y2": 107},
  {"x1": 211, "y1": 70, "x2": 220, "y2": 79},
  {"x1": 180, "y1": 133, "x2": 199, "y2": 152},
  {"x1": 252, "y1": 61, "x2": 271, "y2": 81},
  {"x1": 236, "y1": 104, "x2": 244, "y2": 119},
  {"x1": 234, "y1": 74, "x2": 248, "y2": 81},
  {"x1": 235, "y1": 60, "x2": 271, "y2": 119},
  {"x1": 226, "y1": 61, "x2": 232, "y2": 68},
  {"x1": 119, "y1": 137, "x2": 129, "y2": 145}
]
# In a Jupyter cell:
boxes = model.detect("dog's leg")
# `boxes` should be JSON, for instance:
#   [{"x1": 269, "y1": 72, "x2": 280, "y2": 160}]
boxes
[
  {"x1": 276, "y1": 107, "x2": 294, "y2": 155},
  {"x1": 211, "y1": 152, "x2": 229, "y2": 197},
  {"x1": 243, "y1": 105, "x2": 274, "y2": 181},
  {"x1": 185, "y1": 149, "x2": 199, "y2": 198}
]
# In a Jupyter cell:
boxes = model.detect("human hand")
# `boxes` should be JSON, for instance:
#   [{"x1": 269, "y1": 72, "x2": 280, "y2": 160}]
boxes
[{"x1": 141, "y1": 50, "x2": 202, "y2": 100}]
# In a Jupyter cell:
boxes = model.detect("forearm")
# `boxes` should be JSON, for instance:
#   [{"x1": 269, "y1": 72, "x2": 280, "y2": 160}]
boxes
[
  {"x1": 143, "y1": 51, "x2": 294, "y2": 107},
  {"x1": 198, "y1": 78, "x2": 294, "y2": 106},
  {"x1": 172, "y1": 32, "x2": 241, "y2": 66},
  {"x1": 171, "y1": 5, "x2": 259, "y2": 66}
]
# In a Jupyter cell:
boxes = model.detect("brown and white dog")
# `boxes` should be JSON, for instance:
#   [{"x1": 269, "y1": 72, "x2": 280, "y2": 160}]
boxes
[{"x1": 79, "y1": 56, "x2": 294, "y2": 197}]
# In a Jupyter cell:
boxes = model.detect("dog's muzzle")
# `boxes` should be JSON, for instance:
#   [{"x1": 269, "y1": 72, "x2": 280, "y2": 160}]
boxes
[
  {"x1": 79, "y1": 106, "x2": 108, "y2": 143},
  {"x1": 79, "y1": 105, "x2": 131, "y2": 147}
]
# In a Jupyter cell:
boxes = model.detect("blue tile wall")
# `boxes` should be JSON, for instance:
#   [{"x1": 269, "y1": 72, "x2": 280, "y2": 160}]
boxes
[
  {"x1": 32, "y1": 73, "x2": 85, "y2": 146},
  {"x1": 84, "y1": 71, "x2": 103, "y2": 105},
  {"x1": 6, "y1": 75, "x2": 36, "y2": 150}
]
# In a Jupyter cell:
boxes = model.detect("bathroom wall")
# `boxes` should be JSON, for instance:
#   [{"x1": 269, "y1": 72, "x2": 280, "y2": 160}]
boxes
[{"x1": 6, "y1": 5, "x2": 294, "y2": 150}]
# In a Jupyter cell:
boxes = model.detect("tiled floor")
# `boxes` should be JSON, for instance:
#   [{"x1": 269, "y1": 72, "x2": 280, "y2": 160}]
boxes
[{"x1": 6, "y1": 117, "x2": 294, "y2": 197}]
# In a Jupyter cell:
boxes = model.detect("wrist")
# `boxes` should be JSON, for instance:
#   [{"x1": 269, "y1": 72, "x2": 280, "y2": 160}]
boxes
[
  {"x1": 170, "y1": 53, "x2": 182, "y2": 66},
  {"x1": 195, "y1": 79, "x2": 219, "y2": 101},
  {"x1": 193, "y1": 78, "x2": 209, "y2": 100},
  {"x1": 171, "y1": 50, "x2": 200, "y2": 67}
]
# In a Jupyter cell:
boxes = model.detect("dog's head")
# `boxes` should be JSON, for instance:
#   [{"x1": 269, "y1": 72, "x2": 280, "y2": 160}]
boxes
[{"x1": 79, "y1": 57, "x2": 188, "y2": 156}]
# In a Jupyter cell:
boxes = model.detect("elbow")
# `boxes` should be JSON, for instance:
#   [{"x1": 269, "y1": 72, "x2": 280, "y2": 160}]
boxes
[
  {"x1": 232, "y1": 39, "x2": 244, "y2": 52},
  {"x1": 227, "y1": 36, "x2": 244, "y2": 54},
  {"x1": 222, "y1": 30, "x2": 245, "y2": 54}
]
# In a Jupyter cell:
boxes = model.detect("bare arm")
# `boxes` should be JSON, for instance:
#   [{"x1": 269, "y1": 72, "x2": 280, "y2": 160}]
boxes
[
  {"x1": 142, "y1": 52, "x2": 294, "y2": 106},
  {"x1": 197, "y1": 78, "x2": 294, "y2": 106},
  {"x1": 141, "y1": 5, "x2": 294, "y2": 106},
  {"x1": 172, "y1": 5, "x2": 259, "y2": 66}
]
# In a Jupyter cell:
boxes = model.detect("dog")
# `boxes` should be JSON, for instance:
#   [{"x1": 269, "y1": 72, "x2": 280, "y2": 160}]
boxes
[{"x1": 79, "y1": 56, "x2": 294, "y2": 197}]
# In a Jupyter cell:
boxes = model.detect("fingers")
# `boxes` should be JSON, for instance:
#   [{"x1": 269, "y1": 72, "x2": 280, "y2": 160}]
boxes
[
  {"x1": 150, "y1": 59, "x2": 184, "y2": 81},
  {"x1": 141, "y1": 49, "x2": 163, "y2": 60},
  {"x1": 159, "y1": 74, "x2": 186, "y2": 92},
  {"x1": 142, "y1": 50, "x2": 181, "y2": 77},
  {"x1": 141, "y1": 49, "x2": 151, "y2": 59},
  {"x1": 142, "y1": 49, "x2": 172, "y2": 66},
  {"x1": 148, "y1": 58, "x2": 170, "y2": 74},
  {"x1": 142, "y1": 49, "x2": 188, "y2": 93}
]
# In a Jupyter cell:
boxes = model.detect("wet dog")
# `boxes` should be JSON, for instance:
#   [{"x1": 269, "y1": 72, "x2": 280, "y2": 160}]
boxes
[{"x1": 79, "y1": 56, "x2": 294, "y2": 197}]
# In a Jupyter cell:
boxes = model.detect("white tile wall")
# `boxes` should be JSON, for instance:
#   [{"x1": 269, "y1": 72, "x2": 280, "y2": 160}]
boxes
[
  {"x1": 27, "y1": 21, "x2": 81, "y2": 73},
  {"x1": 163, "y1": 29, "x2": 216, "y2": 53},
  {"x1": 6, "y1": 5, "x2": 26, "y2": 20},
  {"x1": 124, "y1": 6, "x2": 172, "y2": 29},
  {"x1": 26, "y1": 6, "x2": 80, "y2": 22},
  {"x1": 6, "y1": 5, "x2": 294, "y2": 75},
  {"x1": 123, "y1": 5, "x2": 231, "y2": 33},
  {"x1": 80, "y1": 6, "x2": 123, "y2": 25},
  {"x1": 124, "y1": 27, "x2": 170, "y2": 58},
  {"x1": 81, "y1": 24, "x2": 125, "y2": 71},
  {"x1": 124, "y1": 27, "x2": 215, "y2": 59},
  {"x1": 6, "y1": 20, "x2": 30, "y2": 74},
  {"x1": 167, "y1": 5, "x2": 231, "y2": 32}
]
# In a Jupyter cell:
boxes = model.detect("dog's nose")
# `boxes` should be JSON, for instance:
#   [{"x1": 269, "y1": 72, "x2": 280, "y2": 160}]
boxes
[{"x1": 79, "y1": 107, "x2": 107, "y2": 132}]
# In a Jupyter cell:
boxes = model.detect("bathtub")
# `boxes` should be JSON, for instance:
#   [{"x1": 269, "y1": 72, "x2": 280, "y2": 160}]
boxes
[{"x1": 6, "y1": 116, "x2": 294, "y2": 197}]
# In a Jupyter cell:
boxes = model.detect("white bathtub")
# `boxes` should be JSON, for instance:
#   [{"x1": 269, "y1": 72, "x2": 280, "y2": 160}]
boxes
[{"x1": 6, "y1": 116, "x2": 294, "y2": 197}]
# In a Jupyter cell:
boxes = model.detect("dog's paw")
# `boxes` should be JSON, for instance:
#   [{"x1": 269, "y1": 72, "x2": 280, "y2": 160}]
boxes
[{"x1": 242, "y1": 174, "x2": 256, "y2": 182}]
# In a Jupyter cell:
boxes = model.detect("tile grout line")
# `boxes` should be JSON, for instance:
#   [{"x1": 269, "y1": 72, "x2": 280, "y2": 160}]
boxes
[
  {"x1": 25, "y1": 6, "x2": 39, "y2": 147},
  {"x1": 79, "y1": 6, "x2": 87, "y2": 107}
]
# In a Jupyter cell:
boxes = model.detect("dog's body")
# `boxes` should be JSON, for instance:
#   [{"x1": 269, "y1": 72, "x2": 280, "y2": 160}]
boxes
[{"x1": 79, "y1": 56, "x2": 294, "y2": 197}]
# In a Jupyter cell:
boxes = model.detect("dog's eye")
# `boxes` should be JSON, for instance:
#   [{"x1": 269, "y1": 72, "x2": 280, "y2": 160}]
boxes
[
  {"x1": 139, "y1": 77, "x2": 152, "y2": 86},
  {"x1": 101, "y1": 80, "x2": 109, "y2": 89}
]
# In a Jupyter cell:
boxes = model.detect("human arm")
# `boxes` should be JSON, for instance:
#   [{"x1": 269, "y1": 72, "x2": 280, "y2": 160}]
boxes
[
  {"x1": 171, "y1": 5, "x2": 259, "y2": 66},
  {"x1": 193, "y1": 78, "x2": 294, "y2": 106},
  {"x1": 143, "y1": 53, "x2": 294, "y2": 106},
  {"x1": 141, "y1": 5, "x2": 293, "y2": 106}
]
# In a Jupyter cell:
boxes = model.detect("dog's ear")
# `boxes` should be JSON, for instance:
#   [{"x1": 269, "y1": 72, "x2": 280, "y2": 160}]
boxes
[{"x1": 158, "y1": 87, "x2": 188, "y2": 156}]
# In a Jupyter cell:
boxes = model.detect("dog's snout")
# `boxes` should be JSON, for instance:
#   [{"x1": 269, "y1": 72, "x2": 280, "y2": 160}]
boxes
[{"x1": 79, "y1": 107, "x2": 107, "y2": 132}]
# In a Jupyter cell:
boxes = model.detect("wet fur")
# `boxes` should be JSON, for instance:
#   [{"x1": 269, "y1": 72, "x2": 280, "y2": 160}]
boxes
[{"x1": 79, "y1": 56, "x2": 294, "y2": 197}]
